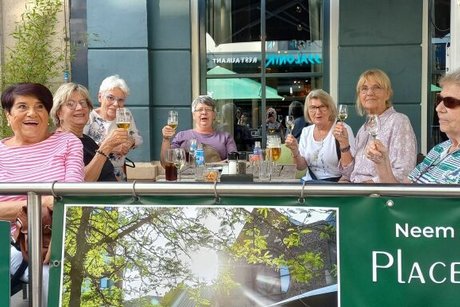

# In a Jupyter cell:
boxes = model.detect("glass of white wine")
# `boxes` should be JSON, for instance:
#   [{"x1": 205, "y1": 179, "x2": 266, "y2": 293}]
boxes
[
  {"x1": 116, "y1": 107, "x2": 131, "y2": 130},
  {"x1": 172, "y1": 148, "x2": 186, "y2": 181},
  {"x1": 338, "y1": 104, "x2": 348, "y2": 122},
  {"x1": 168, "y1": 110, "x2": 178, "y2": 130},
  {"x1": 285, "y1": 115, "x2": 295, "y2": 135}
]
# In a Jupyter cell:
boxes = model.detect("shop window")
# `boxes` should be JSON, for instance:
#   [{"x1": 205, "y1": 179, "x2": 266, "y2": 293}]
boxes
[{"x1": 205, "y1": 0, "x2": 325, "y2": 150}]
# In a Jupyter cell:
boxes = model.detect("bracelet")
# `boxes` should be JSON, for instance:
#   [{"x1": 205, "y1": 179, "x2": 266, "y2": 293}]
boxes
[
  {"x1": 96, "y1": 150, "x2": 109, "y2": 159},
  {"x1": 340, "y1": 145, "x2": 351, "y2": 153},
  {"x1": 292, "y1": 151, "x2": 300, "y2": 159}
]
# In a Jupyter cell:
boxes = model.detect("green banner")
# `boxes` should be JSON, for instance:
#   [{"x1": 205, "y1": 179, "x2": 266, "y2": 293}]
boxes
[
  {"x1": 0, "y1": 221, "x2": 10, "y2": 306},
  {"x1": 47, "y1": 195, "x2": 460, "y2": 307}
]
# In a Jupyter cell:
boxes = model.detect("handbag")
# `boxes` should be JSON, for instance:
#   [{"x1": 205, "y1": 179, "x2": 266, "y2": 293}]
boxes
[{"x1": 12, "y1": 204, "x2": 53, "y2": 264}]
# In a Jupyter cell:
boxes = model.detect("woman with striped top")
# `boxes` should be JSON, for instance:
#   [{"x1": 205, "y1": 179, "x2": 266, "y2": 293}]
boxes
[
  {"x1": 367, "y1": 68, "x2": 460, "y2": 184},
  {"x1": 0, "y1": 83, "x2": 84, "y2": 305}
]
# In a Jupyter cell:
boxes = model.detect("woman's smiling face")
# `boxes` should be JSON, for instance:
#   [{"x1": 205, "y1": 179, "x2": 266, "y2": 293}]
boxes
[{"x1": 6, "y1": 95, "x2": 49, "y2": 145}]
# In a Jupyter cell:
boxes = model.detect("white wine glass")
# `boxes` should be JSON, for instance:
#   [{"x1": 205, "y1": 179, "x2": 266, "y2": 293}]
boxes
[
  {"x1": 116, "y1": 108, "x2": 131, "y2": 130},
  {"x1": 366, "y1": 114, "x2": 379, "y2": 139},
  {"x1": 172, "y1": 148, "x2": 186, "y2": 181},
  {"x1": 338, "y1": 104, "x2": 348, "y2": 122},
  {"x1": 168, "y1": 110, "x2": 178, "y2": 130},
  {"x1": 285, "y1": 115, "x2": 295, "y2": 135}
]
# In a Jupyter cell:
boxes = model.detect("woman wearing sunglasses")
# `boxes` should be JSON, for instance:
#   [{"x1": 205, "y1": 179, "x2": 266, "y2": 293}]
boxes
[{"x1": 367, "y1": 68, "x2": 460, "y2": 183}]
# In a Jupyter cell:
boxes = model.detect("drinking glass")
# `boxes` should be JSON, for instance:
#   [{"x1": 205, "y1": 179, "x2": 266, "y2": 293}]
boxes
[
  {"x1": 164, "y1": 149, "x2": 178, "y2": 181},
  {"x1": 366, "y1": 114, "x2": 379, "y2": 139},
  {"x1": 338, "y1": 104, "x2": 348, "y2": 122},
  {"x1": 285, "y1": 115, "x2": 295, "y2": 135},
  {"x1": 171, "y1": 148, "x2": 186, "y2": 181},
  {"x1": 116, "y1": 108, "x2": 131, "y2": 130},
  {"x1": 168, "y1": 110, "x2": 179, "y2": 130},
  {"x1": 266, "y1": 135, "x2": 281, "y2": 162}
]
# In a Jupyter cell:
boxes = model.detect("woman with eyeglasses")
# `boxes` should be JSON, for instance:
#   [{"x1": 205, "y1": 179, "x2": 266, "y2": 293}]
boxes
[
  {"x1": 334, "y1": 69, "x2": 417, "y2": 183},
  {"x1": 285, "y1": 89, "x2": 355, "y2": 182},
  {"x1": 160, "y1": 95, "x2": 237, "y2": 165},
  {"x1": 367, "y1": 68, "x2": 460, "y2": 184},
  {"x1": 84, "y1": 75, "x2": 143, "y2": 181},
  {"x1": 51, "y1": 82, "x2": 129, "y2": 181}
]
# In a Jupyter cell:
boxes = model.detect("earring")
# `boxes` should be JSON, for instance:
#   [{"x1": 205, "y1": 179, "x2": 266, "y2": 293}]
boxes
[{"x1": 7, "y1": 121, "x2": 10, "y2": 127}]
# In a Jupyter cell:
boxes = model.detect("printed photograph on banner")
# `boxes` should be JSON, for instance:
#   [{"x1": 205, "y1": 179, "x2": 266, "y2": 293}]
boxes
[{"x1": 59, "y1": 205, "x2": 338, "y2": 306}]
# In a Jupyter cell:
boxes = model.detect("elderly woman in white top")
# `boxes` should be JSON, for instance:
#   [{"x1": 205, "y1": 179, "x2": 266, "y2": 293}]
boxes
[
  {"x1": 334, "y1": 69, "x2": 417, "y2": 183},
  {"x1": 285, "y1": 89, "x2": 355, "y2": 182},
  {"x1": 84, "y1": 75, "x2": 143, "y2": 181}
]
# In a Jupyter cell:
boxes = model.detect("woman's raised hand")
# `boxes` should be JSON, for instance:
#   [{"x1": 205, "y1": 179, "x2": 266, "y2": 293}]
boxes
[
  {"x1": 285, "y1": 134, "x2": 299, "y2": 152},
  {"x1": 366, "y1": 139, "x2": 388, "y2": 164},
  {"x1": 162, "y1": 125, "x2": 176, "y2": 140},
  {"x1": 333, "y1": 122, "x2": 349, "y2": 145}
]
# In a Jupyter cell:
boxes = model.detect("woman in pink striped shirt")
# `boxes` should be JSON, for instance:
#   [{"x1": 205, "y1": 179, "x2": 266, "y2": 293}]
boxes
[{"x1": 0, "y1": 83, "x2": 84, "y2": 305}]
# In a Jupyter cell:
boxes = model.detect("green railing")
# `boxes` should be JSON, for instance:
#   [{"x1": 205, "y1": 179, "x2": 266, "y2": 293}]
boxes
[{"x1": 2, "y1": 182, "x2": 460, "y2": 307}]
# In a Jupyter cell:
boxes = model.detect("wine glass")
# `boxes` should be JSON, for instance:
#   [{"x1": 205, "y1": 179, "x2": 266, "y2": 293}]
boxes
[
  {"x1": 366, "y1": 114, "x2": 379, "y2": 139},
  {"x1": 172, "y1": 148, "x2": 186, "y2": 181},
  {"x1": 116, "y1": 108, "x2": 131, "y2": 130},
  {"x1": 168, "y1": 110, "x2": 178, "y2": 130},
  {"x1": 338, "y1": 104, "x2": 348, "y2": 122},
  {"x1": 285, "y1": 115, "x2": 295, "y2": 135}
]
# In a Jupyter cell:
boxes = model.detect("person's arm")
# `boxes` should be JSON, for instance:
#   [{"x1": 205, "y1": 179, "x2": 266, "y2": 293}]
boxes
[
  {"x1": 63, "y1": 134, "x2": 85, "y2": 182},
  {"x1": 84, "y1": 130, "x2": 128, "y2": 181},
  {"x1": 160, "y1": 125, "x2": 177, "y2": 167},
  {"x1": 0, "y1": 196, "x2": 54, "y2": 222},
  {"x1": 333, "y1": 122, "x2": 354, "y2": 167},
  {"x1": 285, "y1": 134, "x2": 307, "y2": 171},
  {"x1": 367, "y1": 140, "x2": 412, "y2": 183}
]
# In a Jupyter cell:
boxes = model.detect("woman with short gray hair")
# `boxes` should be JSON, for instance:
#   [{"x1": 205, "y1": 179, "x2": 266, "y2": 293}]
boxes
[{"x1": 84, "y1": 75, "x2": 143, "y2": 181}]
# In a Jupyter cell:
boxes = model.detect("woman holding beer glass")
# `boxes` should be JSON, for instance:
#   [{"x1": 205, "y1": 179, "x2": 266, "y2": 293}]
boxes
[
  {"x1": 285, "y1": 89, "x2": 355, "y2": 182},
  {"x1": 84, "y1": 75, "x2": 143, "y2": 181},
  {"x1": 160, "y1": 95, "x2": 237, "y2": 167}
]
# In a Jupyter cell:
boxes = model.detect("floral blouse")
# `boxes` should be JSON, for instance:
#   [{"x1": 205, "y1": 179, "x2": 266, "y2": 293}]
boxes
[
  {"x1": 83, "y1": 108, "x2": 143, "y2": 181},
  {"x1": 341, "y1": 107, "x2": 417, "y2": 183}
]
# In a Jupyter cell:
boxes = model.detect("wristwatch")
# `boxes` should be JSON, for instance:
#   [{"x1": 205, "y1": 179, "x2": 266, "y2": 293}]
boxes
[{"x1": 340, "y1": 145, "x2": 351, "y2": 153}]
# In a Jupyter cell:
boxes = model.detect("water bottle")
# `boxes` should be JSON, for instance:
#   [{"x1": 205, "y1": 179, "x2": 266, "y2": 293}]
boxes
[
  {"x1": 195, "y1": 143, "x2": 205, "y2": 180},
  {"x1": 253, "y1": 141, "x2": 263, "y2": 161},
  {"x1": 189, "y1": 138, "x2": 197, "y2": 166}
]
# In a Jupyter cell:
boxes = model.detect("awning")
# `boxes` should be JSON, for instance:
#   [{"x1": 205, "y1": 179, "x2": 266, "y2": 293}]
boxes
[{"x1": 207, "y1": 66, "x2": 283, "y2": 100}]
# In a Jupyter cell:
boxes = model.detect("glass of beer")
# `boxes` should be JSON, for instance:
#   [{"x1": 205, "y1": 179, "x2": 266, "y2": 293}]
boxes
[
  {"x1": 168, "y1": 110, "x2": 178, "y2": 130},
  {"x1": 116, "y1": 107, "x2": 131, "y2": 130},
  {"x1": 266, "y1": 135, "x2": 281, "y2": 162}
]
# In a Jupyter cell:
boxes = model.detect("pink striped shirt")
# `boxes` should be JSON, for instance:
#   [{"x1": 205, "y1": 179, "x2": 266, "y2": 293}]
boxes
[{"x1": 0, "y1": 131, "x2": 84, "y2": 202}]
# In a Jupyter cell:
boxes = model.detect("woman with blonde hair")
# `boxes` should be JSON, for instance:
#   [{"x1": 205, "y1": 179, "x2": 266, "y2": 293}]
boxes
[
  {"x1": 334, "y1": 68, "x2": 417, "y2": 183},
  {"x1": 285, "y1": 89, "x2": 355, "y2": 182}
]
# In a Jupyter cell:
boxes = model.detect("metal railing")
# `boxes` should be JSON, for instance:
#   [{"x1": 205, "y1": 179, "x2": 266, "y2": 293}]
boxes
[{"x1": 2, "y1": 181, "x2": 460, "y2": 306}]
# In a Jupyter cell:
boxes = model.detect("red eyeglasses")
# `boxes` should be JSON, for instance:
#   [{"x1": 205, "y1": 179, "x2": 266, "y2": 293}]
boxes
[{"x1": 436, "y1": 94, "x2": 460, "y2": 109}]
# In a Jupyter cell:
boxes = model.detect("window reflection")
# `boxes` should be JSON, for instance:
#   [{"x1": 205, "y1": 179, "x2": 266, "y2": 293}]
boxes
[{"x1": 205, "y1": 0, "x2": 324, "y2": 150}]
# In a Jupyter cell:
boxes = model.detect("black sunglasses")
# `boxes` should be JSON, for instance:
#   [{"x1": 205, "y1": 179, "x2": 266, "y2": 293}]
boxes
[{"x1": 436, "y1": 94, "x2": 460, "y2": 109}]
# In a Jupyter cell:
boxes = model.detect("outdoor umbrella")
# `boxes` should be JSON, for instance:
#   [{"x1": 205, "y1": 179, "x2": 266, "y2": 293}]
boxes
[{"x1": 207, "y1": 66, "x2": 283, "y2": 100}]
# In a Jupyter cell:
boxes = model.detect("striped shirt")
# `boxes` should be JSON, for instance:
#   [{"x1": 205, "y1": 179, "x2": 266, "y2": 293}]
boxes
[
  {"x1": 0, "y1": 131, "x2": 84, "y2": 202},
  {"x1": 408, "y1": 140, "x2": 460, "y2": 184}
]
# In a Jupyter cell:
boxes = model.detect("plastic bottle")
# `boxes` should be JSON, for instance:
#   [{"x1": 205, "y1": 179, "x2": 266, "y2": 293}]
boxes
[
  {"x1": 228, "y1": 152, "x2": 238, "y2": 175},
  {"x1": 195, "y1": 143, "x2": 205, "y2": 180},
  {"x1": 189, "y1": 138, "x2": 197, "y2": 166},
  {"x1": 253, "y1": 141, "x2": 263, "y2": 161}
]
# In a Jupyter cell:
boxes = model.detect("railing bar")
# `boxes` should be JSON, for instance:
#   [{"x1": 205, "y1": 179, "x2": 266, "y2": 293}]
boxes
[{"x1": 0, "y1": 183, "x2": 459, "y2": 197}]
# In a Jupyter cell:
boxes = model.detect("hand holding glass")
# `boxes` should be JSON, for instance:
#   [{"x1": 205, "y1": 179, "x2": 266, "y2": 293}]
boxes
[
  {"x1": 116, "y1": 108, "x2": 131, "y2": 130},
  {"x1": 285, "y1": 115, "x2": 295, "y2": 135},
  {"x1": 338, "y1": 104, "x2": 348, "y2": 122},
  {"x1": 168, "y1": 111, "x2": 179, "y2": 130}
]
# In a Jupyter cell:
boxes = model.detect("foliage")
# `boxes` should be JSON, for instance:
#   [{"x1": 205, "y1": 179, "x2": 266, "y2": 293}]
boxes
[
  {"x1": 61, "y1": 205, "x2": 336, "y2": 306},
  {"x1": 0, "y1": 0, "x2": 66, "y2": 138}
]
